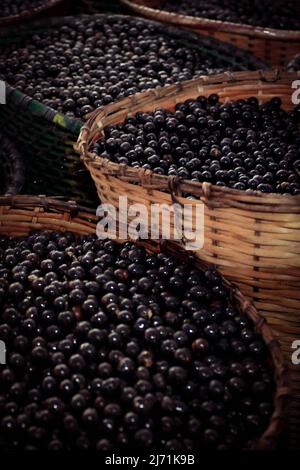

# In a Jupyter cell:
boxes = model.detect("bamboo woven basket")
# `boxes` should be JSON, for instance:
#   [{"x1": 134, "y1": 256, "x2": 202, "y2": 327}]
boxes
[
  {"x1": 0, "y1": 0, "x2": 69, "y2": 26},
  {"x1": 0, "y1": 133, "x2": 24, "y2": 196},
  {"x1": 0, "y1": 14, "x2": 267, "y2": 207},
  {"x1": 121, "y1": 0, "x2": 300, "y2": 67},
  {"x1": 77, "y1": 69, "x2": 300, "y2": 447},
  {"x1": 0, "y1": 194, "x2": 290, "y2": 450}
]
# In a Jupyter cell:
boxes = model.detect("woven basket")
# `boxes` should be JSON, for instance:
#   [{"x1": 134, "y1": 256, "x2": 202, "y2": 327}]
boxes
[
  {"x1": 0, "y1": 133, "x2": 24, "y2": 196},
  {"x1": 0, "y1": 14, "x2": 267, "y2": 207},
  {"x1": 0, "y1": 0, "x2": 69, "y2": 26},
  {"x1": 121, "y1": 0, "x2": 300, "y2": 67},
  {"x1": 77, "y1": 69, "x2": 300, "y2": 447},
  {"x1": 0, "y1": 194, "x2": 290, "y2": 450}
]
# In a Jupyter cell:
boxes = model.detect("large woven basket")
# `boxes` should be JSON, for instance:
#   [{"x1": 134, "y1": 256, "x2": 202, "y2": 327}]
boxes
[
  {"x1": 0, "y1": 14, "x2": 267, "y2": 207},
  {"x1": 0, "y1": 0, "x2": 69, "y2": 26},
  {"x1": 77, "y1": 69, "x2": 300, "y2": 447},
  {"x1": 0, "y1": 194, "x2": 289, "y2": 450},
  {"x1": 0, "y1": 133, "x2": 24, "y2": 196},
  {"x1": 121, "y1": 0, "x2": 300, "y2": 67}
]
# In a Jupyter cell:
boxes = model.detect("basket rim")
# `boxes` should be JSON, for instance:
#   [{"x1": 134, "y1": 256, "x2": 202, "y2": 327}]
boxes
[
  {"x1": 0, "y1": 13, "x2": 267, "y2": 135},
  {"x1": 0, "y1": 194, "x2": 96, "y2": 215},
  {"x1": 0, "y1": 0, "x2": 65, "y2": 26},
  {"x1": 121, "y1": 0, "x2": 300, "y2": 40},
  {"x1": 0, "y1": 194, "x2": 290, "y2": 450},
  {"x1": 76, "y1": 69, "x2": 300, "y2": 208}
]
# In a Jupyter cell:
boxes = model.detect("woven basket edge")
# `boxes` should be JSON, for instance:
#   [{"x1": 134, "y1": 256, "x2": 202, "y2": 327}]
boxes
[{"x1": 121, "y1": 0, "x2": 300, "y2": 40}]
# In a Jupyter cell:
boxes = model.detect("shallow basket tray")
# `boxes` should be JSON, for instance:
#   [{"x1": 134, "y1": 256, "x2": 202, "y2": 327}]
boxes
[
  {"x1": 77, "y1": 69, "x2": 300, "y2": 447},
  {"x1": 0, "y1": 0, "x2": 69, "y2": 27},
  {"x1": 121, "y1": 0, "x2": 300, "y2": 67},
  {"x1": 0, "y1": 14, "x2": 267, "y2": 206},
  {"x1": 0, "y1": 133, "x2": 25, "y2": 196},
  {"x1": 0, "y1": 194, "x2": 290, "y2": 450}
]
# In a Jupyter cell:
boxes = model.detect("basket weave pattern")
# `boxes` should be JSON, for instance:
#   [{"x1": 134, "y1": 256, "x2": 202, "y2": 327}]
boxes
[
  {"x1": 0, "y1": 195, "x2": 290, "y2": 449},
  {"x1": 121, "y1": 0, "x2": 300, "y2": 67}
]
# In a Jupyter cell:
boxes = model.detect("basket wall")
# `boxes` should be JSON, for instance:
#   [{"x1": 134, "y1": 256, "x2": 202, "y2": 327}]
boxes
[
  {"x1": 0, "y1": 195, "x2": 290, "y2": 450},
  {"x1": 78, "y1": 70, "x2": 300, "y2": 448},
  {"x1": 121, "y1": 0, "x2": 300, "y2": 67}
]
